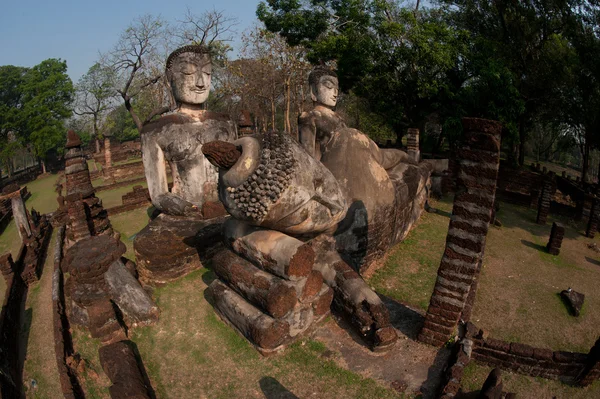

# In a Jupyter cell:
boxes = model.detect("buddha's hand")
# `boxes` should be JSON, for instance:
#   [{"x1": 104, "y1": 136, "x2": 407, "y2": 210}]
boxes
[{"x1": 155, "y1": 193, "x2": 200, "y2": 216}]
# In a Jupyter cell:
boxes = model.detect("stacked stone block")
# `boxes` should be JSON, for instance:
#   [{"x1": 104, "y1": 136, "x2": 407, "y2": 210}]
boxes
[
  {"x1": 208, "y1": 221, "x2": 334, "y2": 355},
  {"x1": 406, "y1": 128, "x2": 420, "y2": 163},
  {"x1": 536, "y1": 174, "x2": 555, "y2": 225},
  {"x1": 546, "y1": 222, "x2": 565, "y2": 256},
  {"x1": 64, "y1": 130, "x2": 112, "y2": 243},
  {"x1": 65, "y1": 235, "x2": 159, "y2": 344},
  {"x1": 587, "y1": 196, "x2": 600, "y2": 238},
  {"x1": 99, "y1": 341, "x2": 152, "y2": 398},
  {"x1": 418, "y1": 118, "x2": 502, "y2": 347}
]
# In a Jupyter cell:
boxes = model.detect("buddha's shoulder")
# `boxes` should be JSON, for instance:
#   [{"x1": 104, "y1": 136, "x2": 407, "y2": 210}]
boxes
[{"x1": 141, "y1": 113, "x2": 194, "y2": 134}]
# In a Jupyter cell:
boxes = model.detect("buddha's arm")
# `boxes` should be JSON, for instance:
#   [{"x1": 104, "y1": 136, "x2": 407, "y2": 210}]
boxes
[
  {"x1": 298, "y1": 113, "x2": 318, "y2": 159},
  {"x1": 142, "y1": 136, "x2": 196, "y2": 216}
]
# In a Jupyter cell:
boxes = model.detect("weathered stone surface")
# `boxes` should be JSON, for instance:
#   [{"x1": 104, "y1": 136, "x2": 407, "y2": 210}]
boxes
[
  {"x1": 65, "y1": 235, "x2": 126, "y2": 280},
  {"x1": 561, "y1": 288, "x2": 585, "y2": 316},
  {"x1": 546, "y1": 222, "x2": 565, "y2": 255},
  {"x1": 214, "y1": 133, "x2": 348, "y2": 235},
  {"x1": 223, "y1": 219, "x2": 314, "y2": 280},
  {"x1": 99, "y1": 341, "x2": 152, "y2": 399},
  {"x1": 208, "y1": 279, "x2": 290, "y2": 353},
  {"x1": 479, "y1": 368, "x2": 503, "y2": 399},
  {"x1": 212, "y1": 249, "x2": 298, "y2": 318},
  {"x1": 134, "y1": 213, "x2": 225, "y2": 285},
  {"x1": 311, "y1": 234, "x2": 397, "y2": 351},
  {"x1": 141, "y1": 46, "x2": 236, "y2": 216},
  {"x1": 105, "y1": 260, "x2": 159, "y2": 325}
]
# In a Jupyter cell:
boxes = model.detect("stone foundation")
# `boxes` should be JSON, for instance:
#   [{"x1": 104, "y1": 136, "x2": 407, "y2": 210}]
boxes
[{"x1": 134, "y1": 214, "x2": 226, "y2": 285}]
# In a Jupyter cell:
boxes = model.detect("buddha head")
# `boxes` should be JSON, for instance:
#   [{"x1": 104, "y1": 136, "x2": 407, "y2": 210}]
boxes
[
  {"x1": 309, "y1": 66, "x2": 339, "y2": 108},
  {"x1": 166, "y1": 44, "x2": 212, "y2": 105}
]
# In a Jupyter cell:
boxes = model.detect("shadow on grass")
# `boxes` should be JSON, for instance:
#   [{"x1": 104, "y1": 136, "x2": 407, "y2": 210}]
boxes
[
  {"x1": 259, "y1": 376, "x2": 299, "y2": 399},
  {"x1": 380, "y1": 294, "x2": 424, "y2": 341},
  {"x1": 520, "y1": 239, "x2": 547, "y2": 253},
  {"x1": 418, "y1": 346, "x2": 453, "y2": 399},
  {"x1": 585, "y1": 256, "x2": 600, "y2": 267}
]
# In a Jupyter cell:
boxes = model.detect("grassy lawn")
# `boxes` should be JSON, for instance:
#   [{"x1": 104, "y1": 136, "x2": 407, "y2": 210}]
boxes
[
  {"x1": 369, "y1": 196, "x2": 453, "y2": 310},
  {"x1": 96, "y1": 181, "x2": 148, "y2": 209},
  {"x1": 460, "y1": 362, "x2": 600, "y2": 398},
  {"x1": 370, "y1": 196, "x2": 599, "y2": 354},
  {"x1": 74, "y1": 268, "x2": 402, "y2": 399},
  {"x1": 109, "y1": 207, "x2": 152, "y2": 260},
  {"x1": 23, "y1": 229, "x2": 62, "y2": 398}
]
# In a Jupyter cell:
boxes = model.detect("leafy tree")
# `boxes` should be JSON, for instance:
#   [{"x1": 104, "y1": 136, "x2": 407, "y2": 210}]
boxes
[
  {"x1": 257, "y1": 0, "x2": 467, "y2": 143},
  {"x1": 0, "y1": 65, "x2": 28, "y2": 175}
]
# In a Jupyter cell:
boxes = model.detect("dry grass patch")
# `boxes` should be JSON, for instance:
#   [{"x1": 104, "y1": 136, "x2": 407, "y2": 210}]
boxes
[
  {"x1": 130, "y1": 269, "x2": 401, "y2": 399},
  {"x1": 472, "y1": 203, "x2": 600, "y2": 352},
  {"x1": 460, "y1": 362, "x2": 600, "y2": 398},
  {"x1": 23, "y1": 230, "x2": 62, "y2": 398}
]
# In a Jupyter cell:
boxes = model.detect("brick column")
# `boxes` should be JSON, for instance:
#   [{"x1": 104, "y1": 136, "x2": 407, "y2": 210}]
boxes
[
  {"x1": 546, "y1": 222, "x2": 565, "y2": 255},
  {"x1": 578, "y1": 338, "x2": 600, "y2": 387},
  {"x1": 536, "y1": 175, "x2": 554, "y2": 225},
  {"x1": 406, "y1": 128, "x2": 420, "y2": 162},
  {"x1": 418, "y1": 118, "x2": 501, "y2": 347},
  {"x1": 104, "y1": 137, "x2": 112, "y2": 168},
  {"x1": 586, "y1": 196, "x2": 599, "y2": 238}
]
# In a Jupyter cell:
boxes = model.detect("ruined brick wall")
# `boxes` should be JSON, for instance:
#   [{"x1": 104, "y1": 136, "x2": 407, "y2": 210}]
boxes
[
  {"x1": 418, "y1": 118, "x2": 502, "y2": 347},
  {"x1": 51, "y1": 226, "x2": 85, "y2": 398},
  {"x1": 109, "y1": 161, "x2": 145, "y2": 181},
  {"x1": 0, "y1": 253, "x2": 27, "y2": 397},
  {"x1": 106, "y1": 186, "x2": 151, "y2": 216},
  {"x1": 496, "y1": 164, "x2": 543, "y2": 206},
  {"x1": 438, "y1": 337, "x2": 473, "y2": 398},
  {"x1": 472, "y1": 336, "x2": 599, "y2": 385}
]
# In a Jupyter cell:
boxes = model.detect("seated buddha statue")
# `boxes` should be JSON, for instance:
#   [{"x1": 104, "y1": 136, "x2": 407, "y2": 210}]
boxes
[
  {"x1": 134, "y1": 45, "x2": 237, "y2": 285},
  {"x1": 299, "y1": 66, "x2": 432, "y2": 273}
]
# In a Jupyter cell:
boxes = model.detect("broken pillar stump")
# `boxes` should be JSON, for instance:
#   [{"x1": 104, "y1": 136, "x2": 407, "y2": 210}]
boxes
[
  {"x1": 546, "y1": 222, "x2": 565, "y2": 256},
  {"x1": 536, "y1": 174, "x2": 555, "y2": 225}
]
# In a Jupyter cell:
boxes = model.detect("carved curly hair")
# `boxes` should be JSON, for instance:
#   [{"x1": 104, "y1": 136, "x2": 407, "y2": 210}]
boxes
[
  {"x1": 308, "y1": 66, "x2": 338, "y2": 87},
  {"x1": 165, "y1": 44, "x2": 211, "y2": 72}
]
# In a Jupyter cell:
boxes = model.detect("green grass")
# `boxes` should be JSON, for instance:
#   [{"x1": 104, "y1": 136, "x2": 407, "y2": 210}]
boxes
[
  {"x1": 96, "y1": 181, "x2": 148, "y2": 209},
  {"x1": 124, "y1": 268, "x2": 401, "y2": 399},
  {"x1": 461, "y1": 362, "x2": 600, "y2": 398},
  {"x1": 108, "y1": 207, "x2": 151, "y2": 260},
  {"x1": 369, "y1": 196, "x2": 453, "y2": 310}
]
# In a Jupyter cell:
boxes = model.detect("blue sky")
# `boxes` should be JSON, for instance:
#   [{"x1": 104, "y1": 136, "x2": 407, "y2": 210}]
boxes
[{"x1": 0, "y1": 0, "x2": 262, "y2": 83}]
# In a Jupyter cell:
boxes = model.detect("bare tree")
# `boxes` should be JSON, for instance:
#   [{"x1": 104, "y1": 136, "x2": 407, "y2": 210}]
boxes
[
  {"x1": 73, "y1": 62, "x2": 117, "y2": 152},
  {"x1": 103, "y1": 11, "x2": 239, "y2": 133}
]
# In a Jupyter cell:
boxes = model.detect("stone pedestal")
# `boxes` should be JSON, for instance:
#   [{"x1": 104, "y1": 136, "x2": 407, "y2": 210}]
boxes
[
  {"x1": 133, "y1": 213, "x2": 226, "y2": 285},
  {"x1": 418, "y1": 118, "x2": 502, "y2": 347}
]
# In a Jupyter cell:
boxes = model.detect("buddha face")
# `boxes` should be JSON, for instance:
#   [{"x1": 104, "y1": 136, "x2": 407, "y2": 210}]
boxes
[
  {"x1": 312, "y1": 75, "x2": 339, "y2": 107},
  {"x1": 168, "y1": 52, "x2": 212, "y2": 105}
]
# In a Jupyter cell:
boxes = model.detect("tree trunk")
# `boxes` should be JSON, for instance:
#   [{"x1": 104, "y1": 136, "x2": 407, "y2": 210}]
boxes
[
  {"x1": 271, "y1": 98, "x2": 276, "y2": 131},
  {"x1": 582, "y1": 128, "x2": 592, "y2": 183},
  {"x1": 41, "y1": 160, "x2": 46, "y2": 174},
  {"x1": 518, "y1": 116, "x2": 526, "y2": 166}
]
